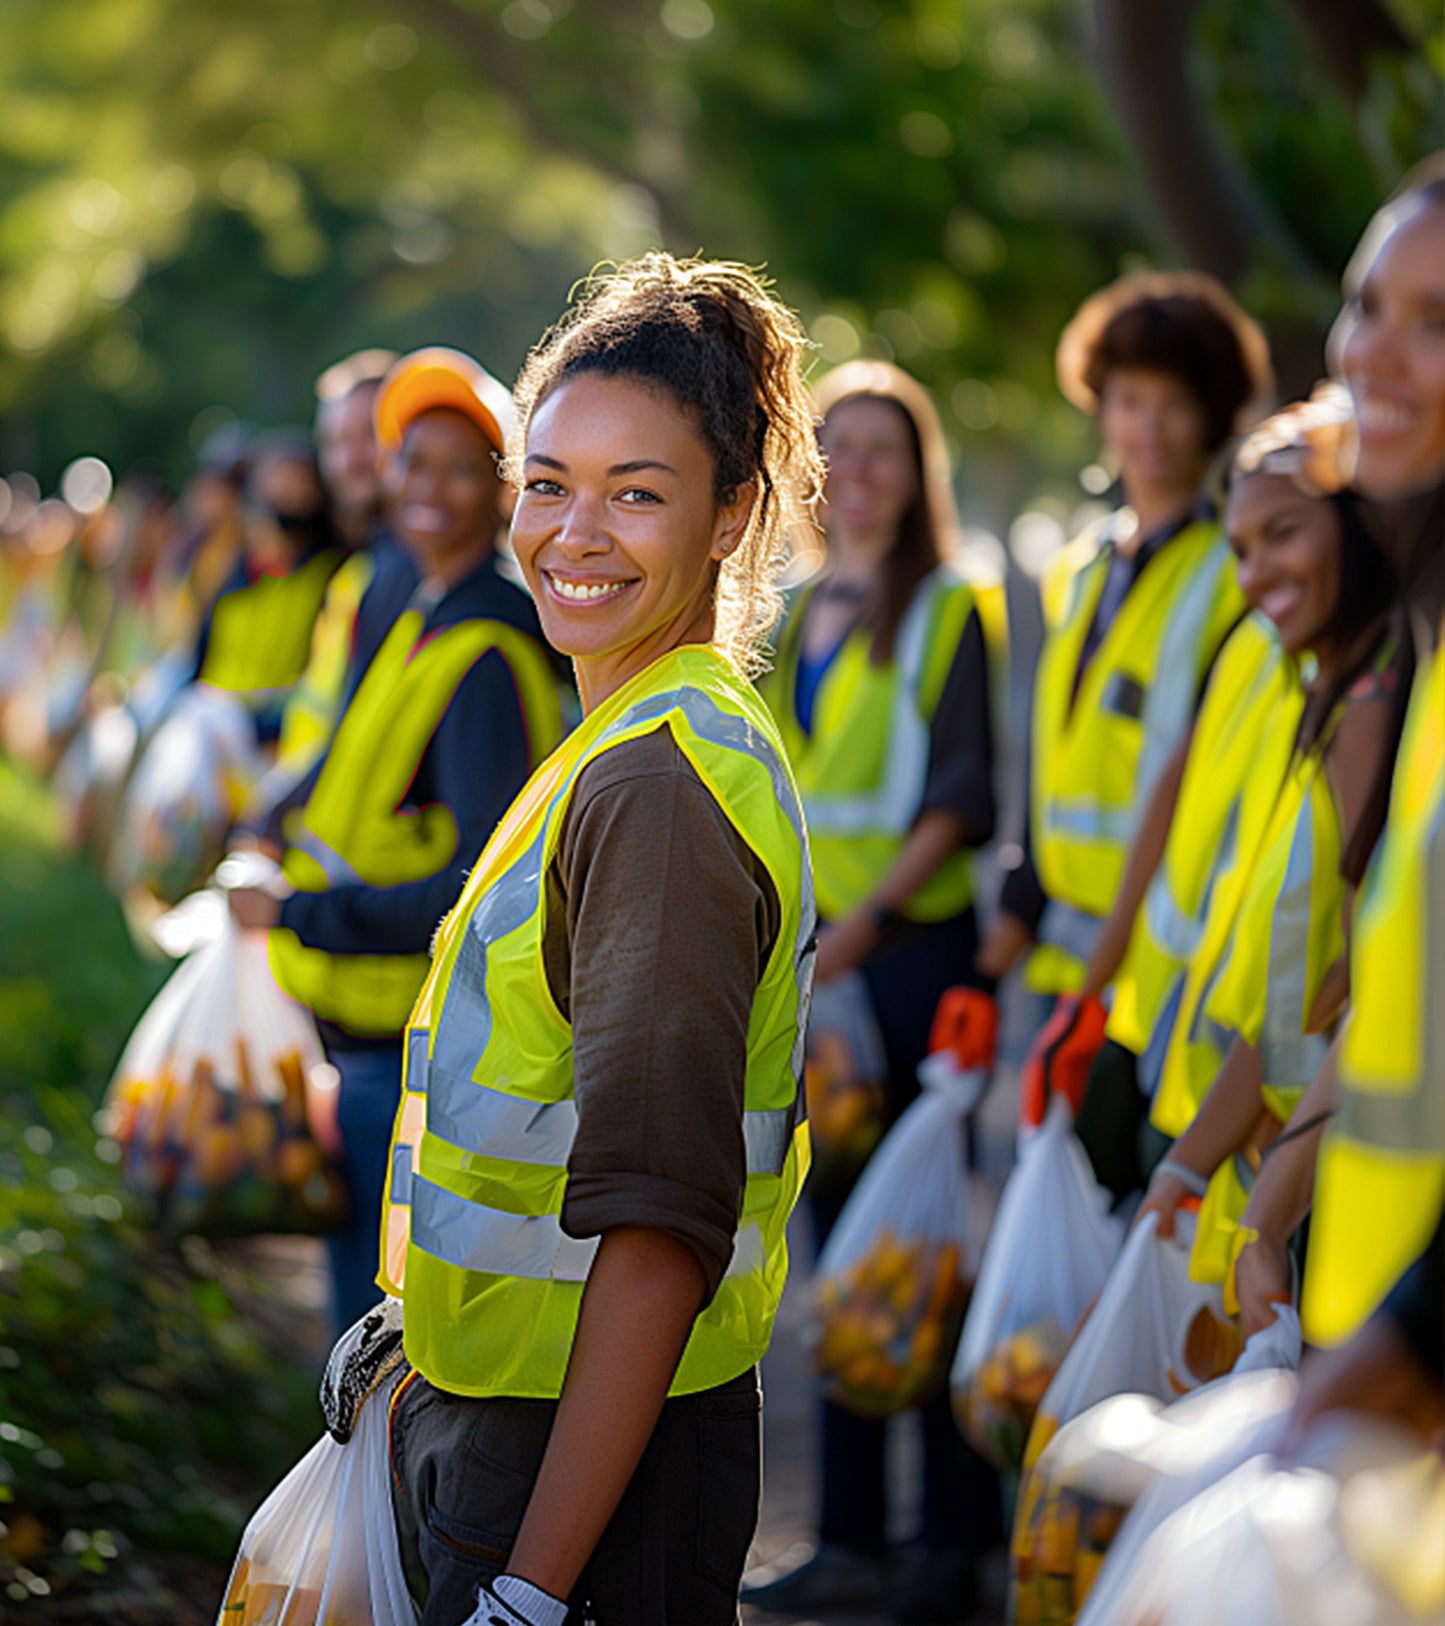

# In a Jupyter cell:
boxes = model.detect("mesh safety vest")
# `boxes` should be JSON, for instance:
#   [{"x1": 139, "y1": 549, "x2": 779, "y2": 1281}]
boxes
[
  {"x1": 379, "y1": 645, "x2": 815, "y2": 1399},
  {"x1": 269, "y1": 604, "x2": 563, "y2": 1036},
  {"x1": 1106, "y1": 614, "x2": 1292, "y2": 1087},
  {"x1": 1027, "y1": 516, "x2": 1244, "y2": 994},
  {"x1": 762, "y1": 564, "x2": 1004, "y2": 923},
  {"x1": 1305, "y1": 630, "x2": 1445, "y2": 1345},
  {"x1": 199, "y1": 548, "x2": 342, "y2": 696}
]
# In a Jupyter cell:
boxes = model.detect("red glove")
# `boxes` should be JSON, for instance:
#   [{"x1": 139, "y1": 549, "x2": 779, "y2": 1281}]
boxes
[
  {"x1": 1019, "y1": 994, "x2": 1108, "y2": 1129},
  {"x1": 928, "y1": 987, "x2": 999, "y2": 1072}
]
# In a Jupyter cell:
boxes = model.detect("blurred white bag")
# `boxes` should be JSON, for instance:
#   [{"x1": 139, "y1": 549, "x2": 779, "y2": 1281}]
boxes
[
  {"x1": 105, "y1": 897, "x2": 344, "y2": 1236},
  {"x1": 1021, "y1": 1211, "x2": 1245, "y2": 1476},
  {"x1": 1076, "y1": 1315, "x2": 1302, "y2": 1626},
  {"x1": 108, "y1": 685, "x2": 259, "y2": 904},
  {"x1": 216, "y1": 1365, "x2": 419, "y2": 1626},
  {"x1": 1013, "y1": 1316, "x2": 1301, "y2": 1625},
  {"x1": 804, "y1": 971, "x2": 889, "y2": 1194},
  {"x1": 952, "y1": 1097, "x2": 1124, "y2": 1469},
  {"x1": 809, "y1": 1055, "x2": 988, "y2": 1417},
  {"x1": 1106, "y1": 1414, "x2": 1443, "y2": 1626}
]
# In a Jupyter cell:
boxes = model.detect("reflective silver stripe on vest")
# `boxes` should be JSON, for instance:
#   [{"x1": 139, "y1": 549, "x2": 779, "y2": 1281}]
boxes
[
  {"x1": 1259, "y1": 783, "x2": 1320, "y2": 1085},
  {"x1": 1260, "y1": 1033, "x2": 1329, "y2": 1090},
  {"x1": 413, "y1": 681, "x2": 814, "y2": 1283},
  {"x1": 406, "y1": 1027, "x2": 430, "y2": 1095},
  {"x1": 798, "y1": 569, "x2": 944, "y2": 838},
  {"x1": 289, "y1": 824, "x2": 364, "y2": 887},
  {"x1": 425, "y1": 1067, "x2": 796, "y2": 1179},
  {"x1": 1134, "y1": 540, "x2": 1232, "y2": 798},
  {"x1": 411, "y1": 1171, "x2": 767, "y2": 1284},
  {"x1": 1145, "y1": 799, "x2": 1240, "y2": 964},
  {"x1": 1037, "y1": 898, "x2": 1102, "y2": 964},
  {"x1": 1139, "y1": 973, "x2": 1185, "y2": 1097},
  {"x1": 1045, "y1": 800, "x2": 1137, "y2": 845},
  {"x1": 391, "y1": 1142, "x2": 415, "y2": 1205}
]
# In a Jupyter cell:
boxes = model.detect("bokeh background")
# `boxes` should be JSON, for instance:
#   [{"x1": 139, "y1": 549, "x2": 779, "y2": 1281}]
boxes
[
  {"x1": 0, "y1": 2, "x2": 1440, "y2": 1619},
  {"x1": 2, "y1": 0, "x2": 1441, "y2": 529}
]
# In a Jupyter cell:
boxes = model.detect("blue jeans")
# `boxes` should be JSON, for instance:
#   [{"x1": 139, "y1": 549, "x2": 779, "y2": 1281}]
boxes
[{"x1": 325, "y1": 1042, "x2": 404, "y2": 1338}]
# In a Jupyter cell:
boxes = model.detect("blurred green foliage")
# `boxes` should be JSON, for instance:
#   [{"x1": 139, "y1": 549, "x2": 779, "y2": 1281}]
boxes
[
  {"x1": 0, "y1": 0, "x2": 1439, "y2": 524},
  {"x1": 0, "y1": 761, "x2": 318, "y2": 1609}
]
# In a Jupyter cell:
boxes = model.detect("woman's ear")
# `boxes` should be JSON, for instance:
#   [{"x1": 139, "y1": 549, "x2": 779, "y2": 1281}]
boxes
[{"x1": 710, "y1": 481, "x2": 757, "y2": 562}]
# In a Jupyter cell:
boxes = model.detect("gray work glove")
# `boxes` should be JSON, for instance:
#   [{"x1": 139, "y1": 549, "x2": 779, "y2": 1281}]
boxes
[
  {"x1": 465, "y1": 1576, "x2": 569, "y2": 1626},
  {"x1": 318, "y1": 1296, "x2": 407, "y2": 1444}
]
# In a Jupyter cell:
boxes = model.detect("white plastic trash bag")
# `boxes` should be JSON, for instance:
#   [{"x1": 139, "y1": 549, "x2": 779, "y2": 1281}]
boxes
[
  {"x1": 804, "y1": 971, "x2": 889, "y2": 1193},
  {"x1": 109, "y1": 685, "x2": 259, "y2": 903},
  {"x1": 1104, "y1": 1416, "x2": 1442, "y2": 1626},
  {"x1": 952, "y1": 1096, "x2": 1124, "y2": 1469},
  {"x1": 1021, "y1": 1211, "x2": 1244, "y2": 1476},
  {"x1": 809, "y1": 1047, "x2": 989, "y2": 1417},
  {"x1": 1011, "y1": 1315, "x2": 1301, "y2": 1625},
  {"x1": 1076, "y1": 1321, "x2": 1301, "y2": 1626},
  {"x1": 217, "y1": 1365, "x2": 419, "y2": 1626},
  {"x1": 105, "y1": 902, "x2": 344, "y2": 1237}
]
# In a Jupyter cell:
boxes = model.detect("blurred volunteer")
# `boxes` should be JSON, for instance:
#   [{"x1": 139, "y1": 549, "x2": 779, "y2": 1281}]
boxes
[
  {"x1": 1070, "y1": 603, "x2": 1291, "y2": 1202},
  {"x1": 327, "y1": 255, "x2": 828, "y2": 1626},
  {"x1": 1231, "y1": 159, "x2": 1445, "y2": 1344},
  {"x1": 1135, "y1": 390, "x2": 1398, "y2": 1282},
  {"x1": 751, "y1": 360, "x2": 1002, "y2": 1620},
  {"x1": 193, "y1": 428, "x2": 342, "y2": 741},
  {"x1": 271, "y1": 348, "x2": 420, "y2": 778},
  {"x1": 230, "y1": 347, "x2": 564, "y2": 1333},
  {"x1": 983, "y1": 272, "x2": 1273, "y2": 1126}
]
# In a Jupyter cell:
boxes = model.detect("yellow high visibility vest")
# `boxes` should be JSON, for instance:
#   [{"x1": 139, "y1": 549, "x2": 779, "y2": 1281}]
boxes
[
  {"x1": 1107, "y1": 614, "x2": 1291, "y2": 1085},
  {"x1": 1181, "y1": 741, "x2": 1350, "y2": 1284},
  {"x1": 761, "y1": 563, "x2": 1004, "y2": 923},
  {"x1": 1027, "y1": 515, "x2": 1244, "y2": 994},
  {"x1": 199, "y1": 549, "x2": 343, "y2": 696},
  {"x1": 379, "y1": 645, "x2": 814, "y2": 1399},
  {"x1": 1150, "y1": 680, "x2": 1318, "y2": 1140},
  {"x1": 274, "y1": 550, "x2": 377, "y2": 772},
  {"x1": 269, "y1": 605, "x2": 564, "y2": 1037},
  {"x1": 1305, "y1": 629, "x2": 1445, "y2": 1346}
]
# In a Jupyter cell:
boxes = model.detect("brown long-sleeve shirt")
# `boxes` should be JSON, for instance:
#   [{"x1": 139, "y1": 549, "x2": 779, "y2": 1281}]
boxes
[{"x1": 544, "y1": 725, "x2": 782, "y2": 1303}]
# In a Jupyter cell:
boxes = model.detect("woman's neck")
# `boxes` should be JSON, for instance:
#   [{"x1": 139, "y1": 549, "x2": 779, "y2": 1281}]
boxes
[
  {"x1": 574, "y1": 601, "x2": 715, "y2": 716},
  {"x1": 426, "y1": 535, "x2": 494, "y2": 590},
  {"x1": 825, "y1": 524, "x2": 894, "y2": 581},
  {"x1": 1116, "y1": 482, "x2": 1200, "y2": 555}
]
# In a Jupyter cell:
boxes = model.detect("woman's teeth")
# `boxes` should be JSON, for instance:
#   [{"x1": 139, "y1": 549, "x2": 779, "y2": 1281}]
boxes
[
  {"x1": 1357, "y1": 398, "x2": 1415, "y2": 433},
  {"x1": 549, "y1": 574, "x2": 630, "y2": 602},
  {"x1": 1262, "y1": 586, "x2": 1301, "y2": 623}
]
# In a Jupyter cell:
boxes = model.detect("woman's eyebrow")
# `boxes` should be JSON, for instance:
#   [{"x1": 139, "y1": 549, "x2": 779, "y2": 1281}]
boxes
[
  {"x1": 525, "y1": 453, "x2": 566, "y2": 470},
  {"x1": 609, "y1": 459, "x2": 678, "y2": 477}
]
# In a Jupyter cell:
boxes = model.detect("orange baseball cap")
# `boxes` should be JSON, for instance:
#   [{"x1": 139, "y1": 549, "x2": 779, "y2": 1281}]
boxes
[{"x1": 373, "y1": 346, "x2": 516, "y2": 456}]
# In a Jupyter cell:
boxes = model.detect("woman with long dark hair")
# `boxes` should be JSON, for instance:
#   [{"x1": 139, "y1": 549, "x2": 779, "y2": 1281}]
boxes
[{"x1": 749, "y1": 360, "x2": 1001, "y2": 1621}]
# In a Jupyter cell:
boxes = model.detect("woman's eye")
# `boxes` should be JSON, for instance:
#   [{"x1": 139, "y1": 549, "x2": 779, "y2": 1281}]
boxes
[
  {"x1": 618, "y1": 486, "x2": 661, "y2": 505},
  {"x1": 525, "y1": 478, "x2": 564, "y2": 496}
]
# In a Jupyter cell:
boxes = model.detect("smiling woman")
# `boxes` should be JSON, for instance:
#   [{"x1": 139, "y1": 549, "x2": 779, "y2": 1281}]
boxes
[{"x1": 369, "y1": 254, "x2": 827, "y2": 1626}]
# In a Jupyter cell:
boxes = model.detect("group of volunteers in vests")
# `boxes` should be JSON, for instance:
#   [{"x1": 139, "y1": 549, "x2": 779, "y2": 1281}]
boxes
[{"x1": 63, "y1": 154, "x2": 1426, "y2": 1626}]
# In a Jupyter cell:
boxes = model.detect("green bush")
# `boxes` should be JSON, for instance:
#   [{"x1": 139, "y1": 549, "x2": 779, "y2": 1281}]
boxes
[{"x1": 0, "y1": 762, "x2": 319, "y2": 1609}]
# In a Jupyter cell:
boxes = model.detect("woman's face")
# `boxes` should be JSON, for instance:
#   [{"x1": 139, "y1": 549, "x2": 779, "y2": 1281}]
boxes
[
  {"x1": 818, "y1": 396, "x2": 920, "y2": 548},
  {"x1": 1330, "y1": 201, "x2": 1445, "y2": 502},
  {"x1": 395, "y1": 408, "x2": 502, "y2": 571},
  {"x1": 1095, "y1": 367, "x2": 1210, "y2": 499},
  {"x1": 1226, "y1": 470, "x2": 1342, "y2": 659},
  {"x1": 511, "y1": 372, "x2": 752, "y2": 704},
  {"x1": 243, "y1": 453, "x2": 323, "y2": 574}
]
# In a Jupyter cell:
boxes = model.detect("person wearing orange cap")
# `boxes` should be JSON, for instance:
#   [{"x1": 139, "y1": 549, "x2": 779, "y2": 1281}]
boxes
[{"x1": 229, "y1": 346, "x2": 567, "y2": 1332}]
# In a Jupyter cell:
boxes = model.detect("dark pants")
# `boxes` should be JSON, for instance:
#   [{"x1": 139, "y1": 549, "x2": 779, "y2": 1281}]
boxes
[
  {"x1": 812, "y1": 909, "x2": 1001, "y2": 1557},
  {"x1": 325, "y1": 1041, "x2": 404, "y2": 1338},
  {"x1": 390, "y1": 1366, "x2": 762, "y2": 1626},
  {"x1": 1074, "y1": 1039, "x2": 1170, "y2": 1208}
]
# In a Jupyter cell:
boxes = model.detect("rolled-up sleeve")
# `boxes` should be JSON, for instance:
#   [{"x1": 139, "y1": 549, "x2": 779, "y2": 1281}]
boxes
[{"x1": 554, "y1": 727, "x2": 779, "y2": 1304}]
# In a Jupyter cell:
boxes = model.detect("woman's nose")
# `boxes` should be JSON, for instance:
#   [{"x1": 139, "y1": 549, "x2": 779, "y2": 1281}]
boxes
[{"x1": 553, "y1": 493, "x2": 608, "y2": 554}]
